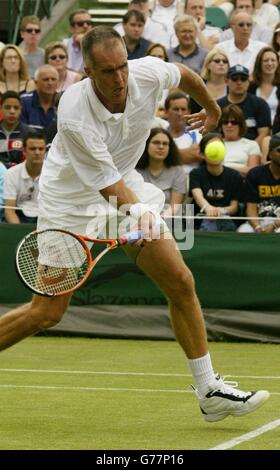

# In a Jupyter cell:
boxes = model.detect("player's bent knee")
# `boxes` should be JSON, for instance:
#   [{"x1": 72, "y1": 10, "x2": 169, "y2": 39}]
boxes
[
  {"x1": 29, "y1": 298, "x2": 69, "y2": 330},
  {"x1": 167, "y1": 266, "x2": 196, "y2": 299}
]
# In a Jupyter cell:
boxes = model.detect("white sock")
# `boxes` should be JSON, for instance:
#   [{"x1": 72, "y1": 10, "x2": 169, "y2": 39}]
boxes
[{"x1": 188, "y1": 353, "x2": 216, "y2": 396}]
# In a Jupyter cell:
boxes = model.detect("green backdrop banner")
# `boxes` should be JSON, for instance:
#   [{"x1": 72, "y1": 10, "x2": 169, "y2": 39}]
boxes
[{"x1": 0, "y1": 224, "x2": 279, "y2": 311}]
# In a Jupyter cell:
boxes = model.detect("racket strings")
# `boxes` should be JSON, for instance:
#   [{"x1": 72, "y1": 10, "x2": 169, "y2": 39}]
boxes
[{"x1": 17, "y1": 231, "x2": 90, "y2": 296}]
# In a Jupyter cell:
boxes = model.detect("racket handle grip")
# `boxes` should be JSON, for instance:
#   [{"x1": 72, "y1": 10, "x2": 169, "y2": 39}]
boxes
[{"x1": 118, "y1": 230, "x2": 144, "y2": 245}]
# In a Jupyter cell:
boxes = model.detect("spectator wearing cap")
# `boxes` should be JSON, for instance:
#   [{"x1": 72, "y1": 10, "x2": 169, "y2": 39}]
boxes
[
  {"x1": 122, "y1": 10, "x2": 152, "y2": 59},
  {"x1": 217, "y1": 10, "x2": 266, "y2": 73},
  {"x1": 62, "y1": 9, "x2": 93, "y2": 73},
  {"x1": 238, "y1": 131, "x2": 280, "y2": 233},
  {"x1": 218, "y1": 64, "x2": 271, "y2": 147}
]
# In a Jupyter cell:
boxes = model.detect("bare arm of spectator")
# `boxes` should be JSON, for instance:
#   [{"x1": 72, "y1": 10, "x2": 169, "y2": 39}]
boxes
[
  {"x1": 256, "y1": 127, "x2": 270, "y2": 148},
  {"x1": 192, "y1": 187, "x2": 238, "y2": 217},
  {"x1": 4, "y1": 199, "x2": 20, "y2": 224}
]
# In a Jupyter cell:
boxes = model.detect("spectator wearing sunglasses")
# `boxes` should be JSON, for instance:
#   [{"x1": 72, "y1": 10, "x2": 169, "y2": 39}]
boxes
[
  {"x1": 218, "y1": 104, "x2": 261, "y2": 175},
  {"x1": 45, "y1": 42, "x2": 83, "y2": 93},
  {"x1": 238, "y1": 131, "x2": 280, "y2": 233},
  {"x1": 19, "y1": 16, "x2": 45, "y2": 78},
  {"x1": 217, "y1": 64, "x2": 271, "y2": 147},
  {"x1": 62, "y1": 9, "x2": 93, "y2": 73},
  {"x1": 218, "y1": 11, "x2": 266, "y2": 73},
  {"x1": 220, "y1": 0, "x2": 272, "y2": 44}
]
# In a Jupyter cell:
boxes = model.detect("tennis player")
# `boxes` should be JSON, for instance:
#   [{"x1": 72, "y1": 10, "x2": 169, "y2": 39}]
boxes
[{"x1": 0, "y1": 27, "x2": 269, "y2": 422}]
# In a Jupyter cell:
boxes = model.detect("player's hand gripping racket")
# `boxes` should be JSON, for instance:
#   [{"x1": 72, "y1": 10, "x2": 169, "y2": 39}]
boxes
[{"x1": 15, "y1": 228, "x2": 143, "y2": 297}]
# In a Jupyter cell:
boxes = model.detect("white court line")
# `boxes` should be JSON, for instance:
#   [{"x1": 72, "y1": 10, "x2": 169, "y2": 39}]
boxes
[
  {"x1": 0, "y1": 368, "x2": 279, "y2": 380},
  {"x1": 0, "y1": 383, "x2": 279, "y2": 395},
  {"x1": 210, "y1": 419, "x2": 280, "y2": 450}
]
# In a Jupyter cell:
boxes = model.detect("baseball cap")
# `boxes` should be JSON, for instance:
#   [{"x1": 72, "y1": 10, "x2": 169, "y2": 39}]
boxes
[
  {"x1": 269, "y1": 132, "x2": 280, "y2": 151},
  {"x1": 228, "y1": 65, "x2": 249, "y2": 78}
]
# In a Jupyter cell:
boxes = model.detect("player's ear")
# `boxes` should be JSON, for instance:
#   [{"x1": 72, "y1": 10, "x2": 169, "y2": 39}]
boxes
[{"x1": 84, "y1": 66, "x2": 94, "y2": 79}]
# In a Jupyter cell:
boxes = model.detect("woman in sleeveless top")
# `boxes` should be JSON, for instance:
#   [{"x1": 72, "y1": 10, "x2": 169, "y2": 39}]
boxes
[{"x1": 0, "y1": 44, "x2": 36, "y2": 95}]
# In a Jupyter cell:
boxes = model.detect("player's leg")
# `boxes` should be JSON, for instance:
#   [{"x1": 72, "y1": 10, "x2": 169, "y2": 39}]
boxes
[
  {"x1": 126, "y1": 236, "x2": 269, "y2": 422},
  {"x1": 133, "y1": 235, "x2": 207, "y2": 359},
  {"x1": 0, "y1": 293, "x2": 72, "y2": 351}
]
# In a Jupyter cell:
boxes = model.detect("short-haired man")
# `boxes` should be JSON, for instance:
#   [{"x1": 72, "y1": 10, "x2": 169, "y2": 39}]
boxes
[
  {"x1": 0, "y1": 27, "x2": 269, "y2": 422},
  {"x1": 0, "y1": 91, "x2": 34, "y2": 168},
  {"x1": 122, "y1": 10, "x2": 152, "y2": 59},
  {"x1": 168, "y1": 15, "x2": 208, "y2": 74},
  {"x1": 164, "y1": 91, "x2": 203, "y2": 174},
  {"x1": 238, "y1": 132, "x2": 280, "y2": 233},
  {"x1": 217, "y1": 64, "x2": 271, "y2": 146},
  {"x1": 220, "y1": 0, "x2": 272, "y2": 44},
  {"x1": 21, "y1": 65, "x2": 59, "y2": 130},
  {"x1": 20, "y1": 15, "x2": 45, "y2": 78},
  {"x1": 4, "y1": 131, "x2": 46, "y2": 224},
  {"x1": 184, "y1": 0, "x2": 222, "y2": 49},
  {"x1": 62, "y1": 9, "x2": 93, "y2": 73},
  {"x1": 218, "y1": 10, "x2": 267, "y2": 73}
]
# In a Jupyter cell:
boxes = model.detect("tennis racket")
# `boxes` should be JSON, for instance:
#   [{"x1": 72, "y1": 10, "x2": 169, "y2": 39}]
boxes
[{"x1": 15, "y1": 228, "x2": 144, "y2": 297}]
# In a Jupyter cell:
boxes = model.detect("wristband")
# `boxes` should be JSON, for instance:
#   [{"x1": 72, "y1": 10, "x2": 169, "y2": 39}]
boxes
[{"x1": 200, "y1": 203, "x2": 209, "y2": 213}]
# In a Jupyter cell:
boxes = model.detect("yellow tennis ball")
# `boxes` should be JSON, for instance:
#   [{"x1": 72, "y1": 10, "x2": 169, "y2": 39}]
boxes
[{"x1": 205, "y1": 140, "x2": 225, "y2": 162}]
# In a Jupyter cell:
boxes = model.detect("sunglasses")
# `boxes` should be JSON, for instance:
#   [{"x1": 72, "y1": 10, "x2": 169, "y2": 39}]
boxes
[
  {"x1": 72, "y1": 20, "x2": 92, "y2": 27},
  {"x1": 25, "y1": 28, "x2": 41, "y2": 33},
  {"x1": 231, "y1": 75, "x2": 248, "y2": 82},
  {"x1": 222, "y1": 119, "x2": 239, "y2": 125},
  {"x1": 49, "y1": 54, "x2": 67, "y2": 60},
  {"x1": 212, "y1": 59, "x2": 228, "y2": 64},
  {"x1": 237, "y1": 22, "x2": 252, "y2": 27}
]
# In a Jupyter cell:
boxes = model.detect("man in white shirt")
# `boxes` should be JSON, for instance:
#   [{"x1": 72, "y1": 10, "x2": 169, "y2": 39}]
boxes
[
  {"x1": 218, "y1": 11, "x2": 267, "y2": 73},
  {"x1": 4, "y1": 131, "x2": 46, "y2": 223},
  {"x1": 0, "y1": 27, "x2": 269, "y2": 422}
]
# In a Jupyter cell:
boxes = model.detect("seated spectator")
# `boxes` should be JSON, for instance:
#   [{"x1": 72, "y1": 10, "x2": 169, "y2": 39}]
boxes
[
  {"x1": 238, "y1": 132, "x2": 280, "y2": 233},
  {"x1": 190, "y1": 132, "x2": 243, "y2": 231},
  {"x1": 0, "y1": 161, "x2": 7, "y2": 221},
  {"x1": 249, "y1": 46, "x2": 280, "y2": 124},
  {"x1": 272, "y1": 22, "x2": 280, "y2": 56},
  {"x1": 190, "y1": 48, "x2": 229, "y2": 113},
  {"x1": 0, "y1": 91, "x2": 35, "y2": 168},
  {"x1": 218, "y1": 104, "x2": 262, "y2": 175},
  {"x1": 62, "y1": 9, "x2": 93, "y2": 73},
  {"x1": 45, "y1": 42, "x2": 82, "y2": 93},
  {"x1": 21, "y1": 65, "x2": 58, "y2": 131},
  {"x1": 150, "y1": 0, "x2": 183, "y2": 48},
  {"x1": 0, "y1": 45, "x2": 36, "y2": 95},
  {"x1": 218, "y1": 10, "x2": 267, "y2": 73},
  {"x1": 136, "y1": 127, "x2": 186, "y2": 216},
  {"x1": 164, "y1": 91, "x2": 203, "y2": 174},
  {"x1": 217, "y1": 64, "x2": 271, "y2": 147},
  {"x1": 220, "y1": 0, "x2": 272, "y2": 44},
  {"x1": 253, "y1": 0, "x2": 280, "y2": 30},
  {"x1": 168, "y1": 15, "x2": 208, "y2": 74},
  {"x1": 122, "y1": 10, "x2": 152, "y2": 59},
  {"x1": 184, "y1": 0, "x2": 222, "y2": 50},
  {"x1": 4, "y1": 131, "x2": 46, "y2": 224},
  {"x1": 19, "y1": 15, "x2": 45, "y2": 78}
]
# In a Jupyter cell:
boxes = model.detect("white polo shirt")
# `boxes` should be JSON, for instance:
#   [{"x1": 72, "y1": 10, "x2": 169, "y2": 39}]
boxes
[
  {"x1": 39, "y1": 57, "x2": 180, "y2": 213},
  {"x1": 218, "y1": 38, "x2": 267, "y2": 73},
  {"x1": 4, "y1": 162, "x2": 40, "y2": 217}
]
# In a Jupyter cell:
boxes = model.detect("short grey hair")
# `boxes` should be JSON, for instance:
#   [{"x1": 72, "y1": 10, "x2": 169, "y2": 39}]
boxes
[
  {"x1": 173, "y1": 14, "x2": 198, "y2": 33},
  {"x1": 34, "y1": 64, "x2": 59, "y2": 80},
  {"x1": 82, "y1": 26, "x2": 126, "y2": 68}
]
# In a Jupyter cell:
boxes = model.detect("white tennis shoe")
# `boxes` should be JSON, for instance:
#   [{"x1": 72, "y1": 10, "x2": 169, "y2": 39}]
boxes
[{"x1": 192, "y1": 374, "x2": 270, "y2": 422}]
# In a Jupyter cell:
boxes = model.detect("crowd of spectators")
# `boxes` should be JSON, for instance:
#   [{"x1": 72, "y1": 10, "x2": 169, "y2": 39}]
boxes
[{"x1": 0, "y1": 0, "x2": 279, "y2": 233}]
